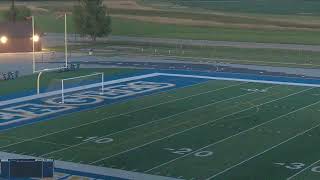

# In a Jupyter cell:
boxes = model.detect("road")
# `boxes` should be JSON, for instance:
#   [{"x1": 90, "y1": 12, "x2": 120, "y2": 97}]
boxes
[{"x1": 43, "y1": 33, "x2": 320, "y2": 52}]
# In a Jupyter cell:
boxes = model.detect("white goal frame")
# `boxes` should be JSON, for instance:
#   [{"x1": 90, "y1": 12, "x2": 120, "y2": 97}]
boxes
[{"x1": 61, "y1": 72, "x2": 104, "y2": 103}]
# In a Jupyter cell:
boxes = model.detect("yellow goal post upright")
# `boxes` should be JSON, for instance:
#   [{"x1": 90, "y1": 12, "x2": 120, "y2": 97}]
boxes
[{"x1": 34, "y1": 14, "x2": 69, "y2": 95}]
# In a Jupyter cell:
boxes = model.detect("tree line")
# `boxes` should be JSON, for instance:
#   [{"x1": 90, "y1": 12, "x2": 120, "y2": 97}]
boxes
[{"x1": 6, "y1": 0, "x2": 111, "y2": 41}]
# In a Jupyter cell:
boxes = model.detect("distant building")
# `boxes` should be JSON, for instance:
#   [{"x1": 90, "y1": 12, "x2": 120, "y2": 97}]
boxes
[{"x1": 0, "y1": 21, "x2": 42, "y2": 53}]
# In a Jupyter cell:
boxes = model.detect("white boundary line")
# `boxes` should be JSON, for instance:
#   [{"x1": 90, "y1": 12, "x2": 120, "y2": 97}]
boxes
[
  {"x1": 0, "y1": 82, "x2": 246, "y2": 150},
  {"x1": 90, "y1": 87, "x2": 312, "y2": 165},
  {"x1": 157, "y1": 73, "x2": 320, "y2": 88},
  {"x1": 145, "y1": 95, "x2": 320, "y2": 172},
  {"x1": 2, "y1": 72, "x2": 320, "y2": 107},
  {"x1": 287, "y1": 159, "x2": 320, "y2": 180}
]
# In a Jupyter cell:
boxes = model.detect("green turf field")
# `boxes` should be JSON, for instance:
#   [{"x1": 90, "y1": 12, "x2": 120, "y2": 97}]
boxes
[{"x1": 1, "y1": 78, "x2": 320, "y2": 179}]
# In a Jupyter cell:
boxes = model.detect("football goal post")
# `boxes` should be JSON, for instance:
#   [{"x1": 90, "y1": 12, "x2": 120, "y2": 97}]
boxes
[
  {"x1": 32, "y1": 14, "x2": 68, "y2": 74},
  {"x1": 61, "y1": 72, "x2": 104, "y2": 103}
]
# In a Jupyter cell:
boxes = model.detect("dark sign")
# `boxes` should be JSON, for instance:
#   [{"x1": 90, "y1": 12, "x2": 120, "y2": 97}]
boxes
[{"x1": 0, "y1": 159, "x2": 54, "y2": 178}]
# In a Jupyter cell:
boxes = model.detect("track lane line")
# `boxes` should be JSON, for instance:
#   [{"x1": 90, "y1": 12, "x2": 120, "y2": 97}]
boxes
[{"x1": 90, "y1": 86, "x2": 311, "y2": 165}]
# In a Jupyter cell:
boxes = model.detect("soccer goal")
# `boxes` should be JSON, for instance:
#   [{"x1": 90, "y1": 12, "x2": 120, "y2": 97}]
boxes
[{"x1": 61, "y1": 72, "x2": 104, "y2": 103}]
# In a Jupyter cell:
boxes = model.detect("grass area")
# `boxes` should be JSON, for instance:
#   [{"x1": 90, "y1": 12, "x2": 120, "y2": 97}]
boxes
[
  {"x1": 0, "y1": 11, "x2": 5, "y2": 22},
  {"x1": 143, "y1": 0, "x2": 320, "y2": 15},
  {"x1": 37, "y1": 14, "x2": 320, "y2": 45},
  {"x1": 1, "y1": 8, "x2": 320, "y2": 45},
  {"x1": 110, "y1": 9, "x2": 320, "y2": 29},
  {"x1": 111, "y1": 17, "x2": 320, "y2": 45},
  {"x1": 0, "y1": 75, "x2": 320, "y2": 179},
  {"x1": 1, "y1": 3, "x2": 320, "y2": 44},
  {"x1": 35, "y1": 15, "x2": 76, "y2": 33},
  {"x1": 38, "y1": 14, "x2": 300, "y2": 44},
  {"x1": 0, "y1": 68, "x2": 137, "y2": 96}
]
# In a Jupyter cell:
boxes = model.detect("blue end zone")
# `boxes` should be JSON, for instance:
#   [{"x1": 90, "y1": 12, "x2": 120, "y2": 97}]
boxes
[
  {"x1": 1, "y1": 69, "x2": 320, "y2": 132},
  {"x1": 54, "y1": 168, "x2": 128, "y2": 180},
  {"x1": 0, "y1": 70, "x2": 154, "y2": 102},
  {"x1": 0, "y1": 73, "x2": 208, "y2": 131}
]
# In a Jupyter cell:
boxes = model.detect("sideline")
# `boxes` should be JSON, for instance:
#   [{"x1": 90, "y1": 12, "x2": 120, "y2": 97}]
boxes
[{"x1": 0, "y1": 152, "x2": 181, "y2": 180}]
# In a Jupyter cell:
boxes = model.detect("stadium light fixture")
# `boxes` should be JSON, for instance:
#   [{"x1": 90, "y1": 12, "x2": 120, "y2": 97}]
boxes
[
  {"x1": 0, "y1": 36, "x2": 8, "y2": 44},
  {"x1": 32, "y1": 34, "x2": 40, "y2": 42}
]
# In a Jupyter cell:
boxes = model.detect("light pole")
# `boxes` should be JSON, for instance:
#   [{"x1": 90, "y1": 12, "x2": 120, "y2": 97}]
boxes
[{"x1": 32, "y1": 16, "x2": 35, "y2": 73}]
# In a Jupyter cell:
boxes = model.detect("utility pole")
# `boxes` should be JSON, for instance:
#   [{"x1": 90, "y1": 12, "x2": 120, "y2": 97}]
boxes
[{"x1": 11, "y1": 0, "x2": 16, "y2": 22}]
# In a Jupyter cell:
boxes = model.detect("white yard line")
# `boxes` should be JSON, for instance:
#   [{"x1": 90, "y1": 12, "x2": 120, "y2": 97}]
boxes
[
  {"x1": 205, "y1": 104, "x2": 320, "y2": 179},
  {"x1": 39, "y1": 84, "x2": 254, "y2": 157},
  {"x1": 90, "y1": 87, "x2": 312, "y2": 165},
  {"x1": 100, "y1": 81, "x2": 246, "y2": 115},
  {"x1": 287, "y1": 159, "x2": 320, "y2": 180},
  {"x1": 0, "y1": 81, "x2": 246, "y2": 150},
  {"x1": 146, "y1": 97, "x2": 320, "y2": 172}
]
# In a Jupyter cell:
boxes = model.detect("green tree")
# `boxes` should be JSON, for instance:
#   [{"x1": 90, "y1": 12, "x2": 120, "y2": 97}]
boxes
[
  {"x1": 73, "y1": 0, "x2": 112, "y2": 41},
  {"x1": 4, "y1": 2, "x2": 31, "y2": 22}
]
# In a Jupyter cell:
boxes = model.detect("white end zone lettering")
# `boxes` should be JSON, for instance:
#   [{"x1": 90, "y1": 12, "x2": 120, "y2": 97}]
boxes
[
  {"x1": 0, "y1": 104, "x2": 74, "y2": 126},
  {"x1": 0, "y1": 111, "x2": 32, "y2": 123},
  {"x1": 4, "y1": 104, "x2": 74, "y2": 116},
  {"x1": 0, "y1": 81, "x2": 176, "y2": 127},
  {"x1": 102, "y1": 81, "x2": 175, "y2": 99},
  {"x1": 45, "y1": 95, "x2": 104, "y2": 106},
  {"x1": 71, "y1": 81, "x2": 175, "y2": 100}
]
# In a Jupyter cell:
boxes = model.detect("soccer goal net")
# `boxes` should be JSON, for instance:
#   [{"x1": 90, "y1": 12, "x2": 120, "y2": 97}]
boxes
[{"x1": 60, "y1": 72, "x2": 104, "y2": 103}]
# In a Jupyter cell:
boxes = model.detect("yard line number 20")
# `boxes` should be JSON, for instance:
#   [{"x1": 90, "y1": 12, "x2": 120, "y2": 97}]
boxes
[{"x1": 164, "y1": 148, "x2": 213, "y2": 157}]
